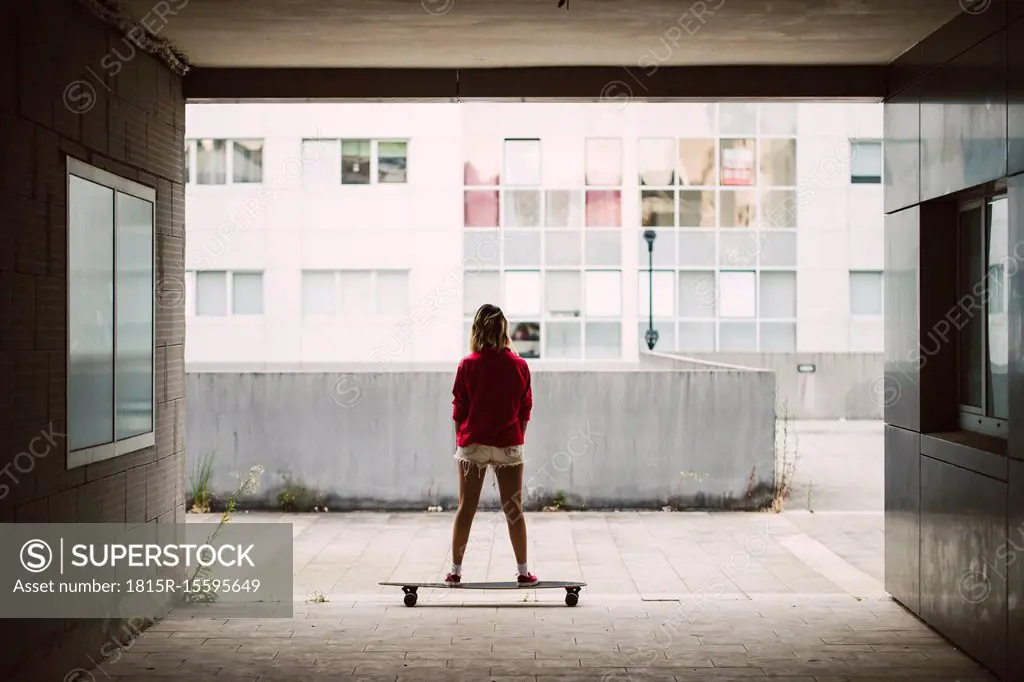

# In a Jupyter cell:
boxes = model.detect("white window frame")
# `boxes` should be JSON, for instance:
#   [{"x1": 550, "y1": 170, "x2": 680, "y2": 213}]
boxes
[
  {"x1": 189, "y1": 270, "x2": 265, "y2": 317},
  {"x1": 340, "y1": 139, "x2": 409, "y2": 185},
  {"x1": 849, "y1": 138, "x2": 883, "y2": 184},
  {"x1": 849, "y1": 270, "x2": 884, "y2": 317},
  {"x1": 301, "y1": 269, "x2": 410, "y2": 318},
  {"x1": 186, "y1": 139, "x2": 265, "y2": 185},
  {"x1": 66, "y1": 157, "x2": 156, "y2": 469}
]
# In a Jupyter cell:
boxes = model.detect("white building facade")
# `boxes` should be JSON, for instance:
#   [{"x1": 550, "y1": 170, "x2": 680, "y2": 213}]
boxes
[{"x1": 183, "y1": 101, "x2": 884, "y2": 367}]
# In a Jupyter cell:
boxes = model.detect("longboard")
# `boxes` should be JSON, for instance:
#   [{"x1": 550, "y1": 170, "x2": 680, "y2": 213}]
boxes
[{"x1": 379, "y1": 580, "x2": 586, "y2": 607}]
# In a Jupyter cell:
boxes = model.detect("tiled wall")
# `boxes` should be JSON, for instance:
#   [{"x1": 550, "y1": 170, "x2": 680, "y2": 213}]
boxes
[{"x1": 0, "y1": 0, "x2": 185, "y2": 678}]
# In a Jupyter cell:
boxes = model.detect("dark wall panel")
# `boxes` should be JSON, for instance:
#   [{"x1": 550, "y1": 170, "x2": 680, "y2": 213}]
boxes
[
  {"x1": 883, "y1": 206, "x2": 921, "y2": 431},
  {"x1": 883, "y1": 94, "x2": 921, "y2": 213},
  {"x1": 1009, "y1": 174, "x2": 1024, "y2": 461},
  {"x1": 1008, "y1": 458, "x2": 1024, "y2": 674},
  {"x1": 1009, "y1": 19, "x2": 1024, "y2": 174},
  {"x1": 884, "y1": 425, "x2": 921, "y2": 614}
]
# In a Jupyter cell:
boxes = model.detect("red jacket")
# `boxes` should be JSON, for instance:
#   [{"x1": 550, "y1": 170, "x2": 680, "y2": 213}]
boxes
[{"x1": 452, "y1": 348, "x2": 532, "y2": 448}]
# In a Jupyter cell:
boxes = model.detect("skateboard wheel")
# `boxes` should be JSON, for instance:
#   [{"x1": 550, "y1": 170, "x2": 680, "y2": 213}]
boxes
[
  {"x1": 404, "y1": 593, "x2": 417, "y2": 607},
  {"x1": 565, "y1": 592, "x2": 578, "y2": 607}
]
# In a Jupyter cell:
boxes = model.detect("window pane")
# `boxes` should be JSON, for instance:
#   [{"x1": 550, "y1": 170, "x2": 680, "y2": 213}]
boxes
[
  {"x1": 115, "y1": 193, "x2": 153, "y2": 440},
  {"x1": 504, "y1": 230, "x2": 541, "y2": 266},
  {"x1": 679, "y1": 190, "x2": 715, "y2": 227},
  {"x1": 545, "y1": 271, "x2": 583, "y2": 317},
  {"x1": 849, "y1": 271, "x2": 883, "y2": 315},
  {"x1": 719, "y1": 322, "x2": 757, "y2": 351},
  {"x1": 339, "y1": 271, "x2": 374, "y2": 316},
  {"x1": 760, "y1": 231, "x2": 798, "y2": 267},
  {"x1": 759, "y1": 139, "x2": 796, "y2": 187},
  {"x1": 232, "y1": 140, "x2": 263, "y2": 183},
  {"x1": 719, "y1": 271, "x2": 756, "y2": 318},
  {"x1": 545, "y1": 229, "x2": 582, "y2": 266},
  {"x1": 464, "y1": 271, "x2": 501, "y2": 316},
  {"x1": 851, "y1": 140, "x2": 882, "y2": 183},
  {"x1": 759, "y1": 103, "x2": 797, "y2": 135},
  {"x1": 464, "y1": 230, "x2": 504, "y2": 268},
  {"x1": 465, "y1": 137, "x2": 500, "y2": 185},
  {"x1": 585, "y1": 322, "x2": 621, "y2": 359},
  {"x1": 638, "y1": 138, "x2": 675, "y2": 186},
  {"x1": 585, "y1": 190, "x2": 621, "y2": 227},
  {"x1": 760, "y1": 322, "x2": 796, "y2": 352},
  {"x1": 378, "y1": 141, "x2": 408, "y2": 183},
  {"x1": 585, "y1": 230, "x2": 621, "y2": 266},
  {"x1": 759, "y1": 271, "x2": 796, "y2": 318},
  {"x1": 341, "y1": 139, "x2": 371, "y2": 184},
  {"x1": 678, "y1": 231, "x2": 716, "y2": 266},
  {"x1": 719, "y1": 231, "x2": 759, "y2": 268},
  {"x1": 678, "y1": 271, "x2": 716, "y2": 318},
  {"x1": 69, "y1": 176, "x2": 115, "y2": 450},
  {"x1": 638, "y1": 270, "x2": 674, "y2": 318},
  {"x1": 546, "y1": 321, "x2": 582, "y2": 359},
  {"x1": 377, "y1": 271, "x2": 409, "y2": 316},
  {"x1": 638, "y1": 321, "x2": 676, "y2": 351},
  {"x1": 641, "y1": 190, "x2": 675, "y2": 227},
  {"x1": 762, "y1": 190, "x2": 797, "y2": 228},
  {"x1": 196, "y1": 271, "x2": 227, "y2": 316},
  {"x1": 720, "y1": 103, "x2": 757, "y2": 135},
  {"x1": 505, "y1": 271, "x2": 541, "y2": 317},
  {"x1": 585, "y1": 138, "x2": 622, "y2": 186},
  {"x1": 585, "y1": 271, "x2": 621, "y2": 316},
  {"x1": 721, "y1": 139, "x2": 756, "y2": 186},
  {"x1": 678, "y1": 321, "x2": 715, "y2": 351},
  {"x1": 720, "y1": 189, "x2": 756, "y2": 227},
  {"x1": 641, "y1": 229, "x2": 675, "y2": 268},
  {"x1": 504, "y1": 139, "x2": 541, "y2": 186},
  {"x1": 196, "y1": 139, "x2": 226, "y2": 185},
  {"x1": 988, "y1": 197, "x2": 1009, "y2": 419},
  {"x1": 301, "y1": 139, "x2": 340, "y2": 187},
  {"x1": 678, "y1": 139, "x2": 716, "y2": 186},
  {"x1": 232, "y1": 272, "x2": 263, "y2": 315},
  {"x1": 465, "y1": 190, "x2": 499, "y2": 227},
  {"x1": 546, "y1": 190, "x2": 582, "y2": 227},
  {"x1": 302, "y1": 271, "x2": 336, "y2": 316},
  {"x1": 510, "y1": 321, "x2": 541, "y2": 358},
  {"x1": 958, "y1": 207, "x2": 984, "y2": 408},
  {"x1": 504, "y1": 190, "x2": 541, "y2": 227},
  {"x1": 184, "y1": 139, "x2": 191, "y2": 183}
]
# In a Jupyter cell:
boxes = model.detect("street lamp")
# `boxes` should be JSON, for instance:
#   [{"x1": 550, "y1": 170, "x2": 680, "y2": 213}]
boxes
[{"x1": 643, "y1": 229, "x2": 659, "y2": 351}]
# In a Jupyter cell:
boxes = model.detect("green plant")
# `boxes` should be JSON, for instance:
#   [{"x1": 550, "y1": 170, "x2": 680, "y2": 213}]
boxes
[
  {"x1": 307, "y1": 590, "x2": 329, "y2": 604},
  {"x1": 771, "y1": 400, "x2": 800, "y2": 513},
  {"x1": 277, "y1": 471, "x2": 321, "y2": 512},
  {"x1": 552, "y1": 489, "x2": 567, "y2": 509},
  {"x1": 189, "y1": 451, "x2": 216, "y2": 513}
]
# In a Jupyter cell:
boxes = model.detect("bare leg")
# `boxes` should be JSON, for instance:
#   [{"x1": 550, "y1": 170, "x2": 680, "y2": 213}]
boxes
[
  {"x1": 495, "y1": 464, "x2": 527, "y2": 566},
  {"x1": 451, "y1": 462, "x2": 487, "y2": 565}
]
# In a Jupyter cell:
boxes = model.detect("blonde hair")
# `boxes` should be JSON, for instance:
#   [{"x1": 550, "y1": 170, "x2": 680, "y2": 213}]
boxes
[{"x1": 470, "y1": 304, "x2": 512, "y2": 353}]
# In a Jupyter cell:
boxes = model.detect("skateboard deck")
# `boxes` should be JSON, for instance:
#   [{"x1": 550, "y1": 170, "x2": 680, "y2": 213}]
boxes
[{"x1": 379, "y1": 580, "x2": 586, "y2": 606}]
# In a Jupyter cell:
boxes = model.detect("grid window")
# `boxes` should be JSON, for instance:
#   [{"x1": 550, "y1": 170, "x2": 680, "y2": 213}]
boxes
[
  {"x1": 546, "y1": 321, "x2": 582, "y2": 359},
  {"x1": 231, "y1": 272, "x2": 264, "y2": 315},
  {"x1": 194, "y1": 271, "x2": 264, "y2": 317},
  {"x1": 851, "y1": 140, "x2": 883, "y2": 184},
  {"x1": 720, "y1": 139, "x2": 756, "y2": 186},
  {"x1": 464, "y1": 271, "x2": 502, "y2": 317},
  {"x1": 465, "y1": 137, "x2": 500, "y2": 185},
  {"x1": 301, "y1": 139, "x2": 341, "y2": 186},
  {"x1": 505, "y1": 270, "x2": 542, "y2": 317},
  {"x1": 584, "y1": 270, "x2": 622, "y2": 316},
  {"x1": 196, "y1": 271, "x2": 229, "y2": 316},
  {"x1": 301, "y1": 270, "x2": 409, "y2": 318},
  {"x1": 341, "y1": 139, "x2": 409, "y2": 184},
  {"x1": 641, "y1": 190, "x2": 674, "y2": 227},
  {"x1": 504, "y1": 190, "x2": 542, "y2": 227},
  {"x1": 849, "y1": 271, "x2": 883, "y2": 316},
  {"x1": 678, "y1": 271, "x2": 716, "y2": 318},
  {"x1": 678, "y1": 139, "x2": 716, "y2": 186},
  {"x1": 545, "y1": 271, "x2": 583, "y2": 317},
  {"x1": 638, "y1": 270, "x2": 675, "y2": 318},
  {"x1": 759, "y1": 271, "x2": 797, "y2": 318},
  {"x1": 189, "y1": 139, "x2": 264, "y2": 185},
  {"x1": 545, "y1": 190, "x2": 583, "y2": 227},
  {"x1": 718, "y1": 271, "x2": 756, "y2": 318},
  {"x1": 585, "y1": 322, "x2": 622, "y2": 358},
  {"x1": 195, "y1": 139, "x2": 227, "y2": 185},
  {"x1": 232, "y1": 140, "x2": 264, "y2": 183},
  {"x1": 585, "y1": 138, "x2": 622, "y2": 186},
  {"x1": 759, "y1": 139, "x2": 797, "y2": 187},
  {"x1": 302, "y1": 271, "x2": 336, "y2": 316},
  {"x1": 504, "y1": 139, "x2": 542, "y2": 186},
  {"x1": 639, "y1": 138, "x2": 676, "y2": 186},
  {"x1": 341, "y1": 140, "x2": 371, "y2": 184},
  {"x1": 720, "y1": 103, "x2": 757, "y2": 135},
  {"x1": 378, "y1": 141, "x2": 408, "y2": 183}
]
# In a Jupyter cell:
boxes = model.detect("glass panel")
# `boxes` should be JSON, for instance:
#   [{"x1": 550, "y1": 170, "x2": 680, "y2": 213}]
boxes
[
  {"x1": 760, "y1": 322, "x2": 796, "y2": 352},
  {"x1": 585, "y1": 190, "x2": 621, "y2": 227},
  {"x1": 585, "y1": 230, "x2": 621, "y2": 266},
  {"x1": 505, "y1": 271, "x2": 541, "y2": 316},
  {"x1": 338, "y1": 271, "x2": 374, "y2": 317},
  {"x1": 184, "y1": 140, "x2": 191, "y2": 183},
  {"x1": 678, "y1": 271, "x2": 716, "y2": 318},
  {"x1": 640, "y1": 229, "x2": 675, "y2": 268},
  {"x1": 759, "y1": 231, "x2": 797, "y2": 267},
  {"x1": 988, "y1": 197, "x2": 1009, "y2": 419},
  {"x1": 719, "y1": 231, "x2": 759, "y2": 268},
  {"x1": 759, "y1": 103, "x2": 797, "y2": 136},
  {"x1": 464, "y1": 230, "x2": 504, "y2": 268},
  {"x1": 510, "y1": 321, "x2": 541, "y2": 358},
  {"x1": 638, "y1": 270, "x2": 674, "y2": 318},
  {"x1": 679, "y1": 190, "x2": 715, "y2": 227},
  {"x1": 638, "y1": 321, "x2": 675, "y2": 351},
  {"x1": 585, "y1": 138, "x2": 622, "y2": 186},
  {"x1": 720, "y1": 103, "x2": 757, "y2": 135},
  {"x1": 504, "y1": 190, "x2": 541, "y2": 227},
  {"x1": 196, "y1": 271, "x2": 227, "y2": 316},
  {"x1": 759, "y1": 139, "x2": 796, "y2": 187},
  {"x1": 678, "y1": 139, "x2": 716, "y2": 186},
  {"x1": 545, "y1": 271, "x2": 583, "y2": 317},
  {"x1": 464, "y1": 190, "x2": 499, "y2": 227},
  {"x1": 638, "y1": 138, "x2": 675, "y2": 186},
  {"x1": 504, "y1": 230, "x2": 541, "y2": 266},
  {"x1": 463, "y1": 271, "x2": 501, "y2": 316},
  {"x1": 115, "y1": 193, "x2": 153, "y2": 440},
  {"x1": 678, "y1": 231, "x2": 716, "y2": 266},
  {"x1": 504, "y1": 139, "x2": 541, "y2": 186},
  {"x1": 759, "y1": 271, "x2": 797, "y2": 318},
  {"x1": 958, "y1": 207, "x2": 984, "y2": 408},
  {"x1": 718, "y1": 271, "x2": 756, "y2": 318},
  {"x1": 849, "y1": 271, "x2": 883, "y2": 315},
  {"x1": 377, "y1": 141, "x2": 408, "y2": 183},
  {"x1": 719, "y1": 322, "x2": 757, "y2": 351},
  {"x1": 678, "y1": 322, "x2": 715, "y2": 351},
  {"x1": 301, "y1": 139, "x2": 340, "y2": 187},
  {"x1": 464, "y1": 137, "x2": 500, "y2": 185},
  {"x1": 232, "y1": 272, "x2": 264, "y2": 315},
  {"x1": 196, "y1": 139, "x2": 226, "y2": 185},
  {"x1": 851, "y1": 140, "x2": 883, "y2": 183},
  {"x1": 69, "y1": 176, "x2": 115, "y2": 451},
  {"x1": 341, "y1": 139, "x2": 371, "y2": 184},
  {"x1": 762, "y1": 190, "x2": 798, "y2": 228},
  {"x1": 546, "y1": 321, "x2": 582, "y2": 359},
  {"x1": 545, "y1": 229, "x2": 582, "y2": 266},
  {"x1": 377, "y1": 271, "x2": 409, "y2": 316},
  {"x1": 720, "y1": 139, "x2": 756, "y2": 186},
  {"x1": 302, "y1": 271, "x2": 336, "y2": 316},
  {"x1": 585, "y1": 270, "x2": 621, "y2": 316},
  {"x1": 585, "y1": 322, "x2": 621, "y2": 359},
  {"x1": 232, "y1": 140, "x2": 263, "y2": 183},
  {"x1": 641, "y1": 190, "x2": 675, "y2": 227},
  {"x1": 720, "y1": 189, "x2": 756, "y2": 227},
  {"x1": 545, "y1": 190, "x2": 582, "y2": 227}
]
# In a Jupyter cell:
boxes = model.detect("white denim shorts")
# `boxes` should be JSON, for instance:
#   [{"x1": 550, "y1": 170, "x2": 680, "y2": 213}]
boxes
[{"x1": 454, "y1": 443, "x2": 525, "y2": 474}]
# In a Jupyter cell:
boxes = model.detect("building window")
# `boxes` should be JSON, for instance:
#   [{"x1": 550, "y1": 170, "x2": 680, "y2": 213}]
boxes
[
  {"x1": 193, "y1": 271, "x2": 264, "y2": 316},
  {"x1": 849, "y1": 271, "x2": 883, "y2": 315},
  {"x1": 718, "y1": 270, "x2": 756, "y2": 318},
  {"x1": 188, "y1": 139, "x2": 264, "y2": 185},
  {"x1": 341, "y1": 139, "x2": 408, "y2": 184},
  {"x1": 958, "y1": 196, "x2": 1008, "y2": 435},
  {"x1": 850, "y1": 139, "x2": 882, "y2": 184},
  {"x1": 301, "y1": 270, "x2": 409, "y2": 317},
  {"x1": 67, "y1": 157, "x2": 155, "y2": 468},
  {"x1": 585, "y1": 138, "x2": 623, "y2": 227}
]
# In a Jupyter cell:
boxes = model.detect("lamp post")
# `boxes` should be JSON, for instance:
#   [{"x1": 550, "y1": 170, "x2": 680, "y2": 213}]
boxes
[{"x1": 643, "y1": 229, "x2": 659, "y2": 351}]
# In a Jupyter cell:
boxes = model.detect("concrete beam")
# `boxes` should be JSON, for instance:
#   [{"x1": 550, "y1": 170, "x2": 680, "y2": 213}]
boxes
[{"x1": 183, "y1": 66, "x2": 887, "y2": 102}]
